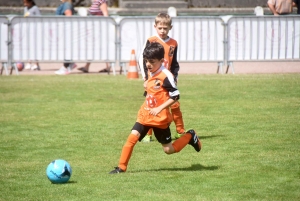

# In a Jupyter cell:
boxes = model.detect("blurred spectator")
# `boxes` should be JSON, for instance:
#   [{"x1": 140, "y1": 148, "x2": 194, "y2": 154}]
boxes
[
  {"x1": 55, "y1": 0, "x2": 77, "y2": 75},
  {"x1": 77, "y1": 0, "x2": 111, "y2": 73},
  {"x1": 293, "y1": 0, "x2": 300, "y2": 13},
  {"x1": 23, "y1": 0, "x2": 41, "y2": 70},
  {"x1": 56, "y1": 0, "x2": 75, "y2": 16},
  {"x1": 24, "y1": 0, "x2": 40, "y2": 16},
  {"x1": 267, "y1": 0, "x2": 293, "y2": 15}
]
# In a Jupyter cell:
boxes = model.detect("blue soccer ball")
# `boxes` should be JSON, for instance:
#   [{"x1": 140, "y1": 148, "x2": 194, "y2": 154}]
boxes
[{"x1": 46, "y1": 159, "x2": 72, "y2": 184}]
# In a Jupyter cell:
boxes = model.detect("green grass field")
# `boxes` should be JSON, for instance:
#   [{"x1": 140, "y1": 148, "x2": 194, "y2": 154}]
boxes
[{"x1": 0, "y1": 74, "x2": 299, "y2": 201}]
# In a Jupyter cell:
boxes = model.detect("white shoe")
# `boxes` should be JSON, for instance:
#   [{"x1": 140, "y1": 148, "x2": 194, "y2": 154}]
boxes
[
  {"x1": 25, "y1": 63, "x2": 31, "y2": 70},
  {"x1": 31, "y1": 64, "x2": 40, "y2": 70},
  {"x1": 55, "y1": 66, "x2": 69, "y2": 75}
]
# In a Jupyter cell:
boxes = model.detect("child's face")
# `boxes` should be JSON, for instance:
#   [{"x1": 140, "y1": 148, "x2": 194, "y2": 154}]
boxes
[
  {"x1": 144, "y1": 58, "x2": 164, "y2": 73},
  {"x1": 154, "y1": 22, "x2": 172, "y2": 40}
]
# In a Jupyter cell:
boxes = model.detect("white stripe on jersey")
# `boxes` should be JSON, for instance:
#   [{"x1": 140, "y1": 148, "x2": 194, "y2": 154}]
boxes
[
  {"x1": 150, "y1": 66, "x2": 180, "y2": 98},
  {"x1": 161, "y1": 67, "x2": 177, "y2": 89}
]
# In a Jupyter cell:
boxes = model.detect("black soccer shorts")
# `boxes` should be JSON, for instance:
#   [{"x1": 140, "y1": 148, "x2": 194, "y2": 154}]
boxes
[{"x1": 132, "y1": 122, "x2": 172, "y2": 144}]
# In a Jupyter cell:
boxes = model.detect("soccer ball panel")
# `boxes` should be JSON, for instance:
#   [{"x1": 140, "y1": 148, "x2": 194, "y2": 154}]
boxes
[{"x1": 46, "y1": 159, "x2": 72, "y2": 184}]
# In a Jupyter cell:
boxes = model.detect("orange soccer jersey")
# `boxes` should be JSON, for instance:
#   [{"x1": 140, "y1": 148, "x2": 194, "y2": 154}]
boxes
[
  {"x1": 136, "y1": 65, "x2": 180, "y2": 129},
  {"x1": 148, "y1": 36, "x2": 178, "y2": 70},
  {"x1": 140, "y1": 36, "x2": 180, "y2": 81}
]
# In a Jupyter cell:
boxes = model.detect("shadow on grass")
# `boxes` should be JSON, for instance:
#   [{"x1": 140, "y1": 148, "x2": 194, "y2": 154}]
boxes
[
  {"x1": 51, "y1": 180, "x2": 77, "y2": 185},
  {"x1": 132, "y1": 164, "x2": 220, "y2": 173},
  {"x1": 155, "y1": 164, "x2": 220, "y2": 172},
  {"x1": 198, "y1": 135, "x2": 224, "y2": 139},
  {"x1": 144, "y1": 135, "x2": 225, "y2": 142},
  {"x1": 167, "y1": 135, "x2": 225, "y2": 141}
]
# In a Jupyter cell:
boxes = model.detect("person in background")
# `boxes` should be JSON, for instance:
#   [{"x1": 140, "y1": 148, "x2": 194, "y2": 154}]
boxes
[
  {"x1": 55, "y1": 0, "x2": 77, "y2": 75},
  {"x1": 293, "y1": 0, "x2": 300, "y2": 14},
  {"x1": 77, "y1": 0, "x2": 110, "y2": 73},
  {"x1": 23, "y1": 0, "x2": 41, "y2": 71},
  {"x1": 267, "y1": 0, "x2": 294, "y2": 15}
]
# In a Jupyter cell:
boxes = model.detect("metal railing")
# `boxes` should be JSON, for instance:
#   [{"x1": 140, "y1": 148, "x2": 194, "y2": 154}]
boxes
[
  {"x1": 118, "y1": 16, "x2": 225, "y2": 74},
  {"x1": 225, "y1": 15, "x2": 300, "y2": 73},
  {"x1": 0, "y1": 16, "x2": 9, "y2": 75},
  {"x1": 3, "y1": 16, "x2": 117, "y2": 75},
  {"x1": 1, "y1": 15, "x2": 300, "y2": 75}
]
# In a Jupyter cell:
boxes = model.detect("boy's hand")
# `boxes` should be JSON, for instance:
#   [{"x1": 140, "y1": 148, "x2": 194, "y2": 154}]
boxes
[
  {"x1": 148, "y1": 99, "x2": 176, "y2": 116},
  {"x1": 149, "y1": 107, "x2": 162, "y2": 116}
]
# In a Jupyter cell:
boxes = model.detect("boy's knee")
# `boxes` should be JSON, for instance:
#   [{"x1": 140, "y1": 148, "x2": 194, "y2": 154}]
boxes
[
  {"x1": 131, "y1": 130, "x2": 141, "y2": 138},
  {"x1": 163, "y1": 146, "x2": 175, "y2": 154}
]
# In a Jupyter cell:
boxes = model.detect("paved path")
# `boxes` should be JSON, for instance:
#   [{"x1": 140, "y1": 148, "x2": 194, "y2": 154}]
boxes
[{"x1": 3, "y1": 61, "x2": 300, "y2": 76}]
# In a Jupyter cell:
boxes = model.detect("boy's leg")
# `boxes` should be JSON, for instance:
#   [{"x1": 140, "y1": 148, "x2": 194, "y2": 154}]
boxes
[
  {"x1": 170, "y1": 102, "x2": 185, "y2": 138},
  {"x1": 171, "y1": 133, "x2": 192, "y2": 153},
  {"x1": 157, "y1": 129, "x2": 202, "y2": 154},
  {"x1": 117, "y1": 133, "x2": 139, "y2": 172},
  {"x1": 153, "y1": 127, "x2": 200, "y2": 154},
  {"x1": 109, "y1": 122, "x2": 149, "y2": 174}
]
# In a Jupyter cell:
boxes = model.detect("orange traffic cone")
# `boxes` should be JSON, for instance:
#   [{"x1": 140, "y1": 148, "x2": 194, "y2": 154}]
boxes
[{"x1": 127, "y1": 49, "x2": 139, "y2": 79}]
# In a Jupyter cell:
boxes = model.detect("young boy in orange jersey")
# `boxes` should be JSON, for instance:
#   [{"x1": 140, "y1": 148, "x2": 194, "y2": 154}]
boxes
[
  {"x1": 138, "y1": 13, "x2": 185, "y2": 142},
  {"x1": 109, "y1": 42, "x2": 202, "y2": 174}
]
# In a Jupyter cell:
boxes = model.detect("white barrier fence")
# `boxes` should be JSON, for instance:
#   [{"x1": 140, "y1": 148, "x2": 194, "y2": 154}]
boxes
[
  {"x1": 10, "y1": 16, "x2": 117, "y2": 61},
  {"x1": 3, "y1": 16, "x2": 117, "y2": 75},
  {"x1": 0, "y1": 16, "x2": 9, "y2": 75},
  {"x1": 226, "y1": 16, "x2": 300, "y2": 73},
  {"x1": 1, "y1": 15, "x2": 300, "y2": 75},
  {"x1": 0, "y1": 17, "x2": 8, "y2": 62},
  {"x1": 118, "y1": 16, "x2": 225, "y2": 73}
]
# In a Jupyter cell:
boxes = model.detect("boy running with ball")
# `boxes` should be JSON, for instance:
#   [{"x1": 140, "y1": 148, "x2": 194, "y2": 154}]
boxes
[{"x1": 109, "y1": 42, "x2": 202, "y2": 174}]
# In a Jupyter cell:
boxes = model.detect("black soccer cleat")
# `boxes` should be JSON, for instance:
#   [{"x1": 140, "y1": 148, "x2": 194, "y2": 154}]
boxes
[
  {"x1": 109, "y1": 167, "x2": 125, "y2": 174},
  {"x1": 187, "y1": 129, "x2": 202, "y2": 152}
]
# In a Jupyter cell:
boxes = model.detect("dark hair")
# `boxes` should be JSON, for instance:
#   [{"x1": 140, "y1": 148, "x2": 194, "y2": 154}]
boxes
[
  {"x1": 143, "y1": 42, "x2": 165, "y2": 60},
  {"x1": 26, "y1": 0, "x2": 36, "y2": 6}
]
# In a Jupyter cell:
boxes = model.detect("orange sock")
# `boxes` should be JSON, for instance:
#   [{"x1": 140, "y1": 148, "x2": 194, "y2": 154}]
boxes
[
  {"x1": 172, "y1": 133, "x2": 191, "y2": 153},
  {"x1": 171, "y1": 102, "x2": 185, "y2": 134},
  {"x1": 118, "y1": 134, "x2": 139, "y2": 171}
]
